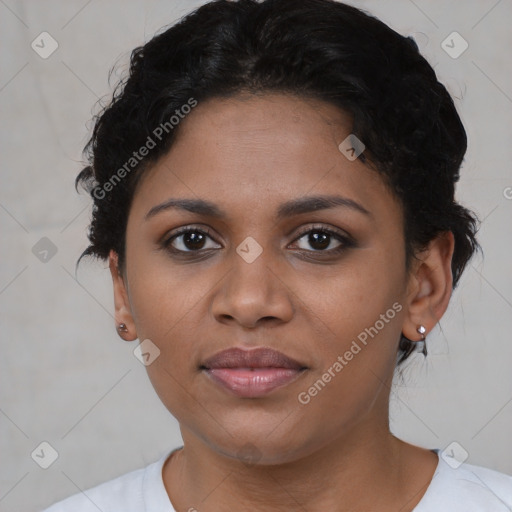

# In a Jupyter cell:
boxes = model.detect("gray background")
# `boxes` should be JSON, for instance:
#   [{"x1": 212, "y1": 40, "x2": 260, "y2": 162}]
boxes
[{"x1": 1, "y1": 1, "x2": 511, "y2": 511}]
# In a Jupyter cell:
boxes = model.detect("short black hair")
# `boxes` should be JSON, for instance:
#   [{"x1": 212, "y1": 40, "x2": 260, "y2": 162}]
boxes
[{"x1": 76, "y1": 0, "x2": 480, "y2": 364}]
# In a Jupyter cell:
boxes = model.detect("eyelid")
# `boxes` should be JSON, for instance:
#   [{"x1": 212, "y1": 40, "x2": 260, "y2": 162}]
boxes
[
  {"x1": 163, "y1": 223, "x2": 352, "y2": 243},
  {"x1": 162, "y1": 224, "x2": 220, "y2": 246},
  {"x1": 290, "y1": 223, "x2": 355, "y2": 244}
]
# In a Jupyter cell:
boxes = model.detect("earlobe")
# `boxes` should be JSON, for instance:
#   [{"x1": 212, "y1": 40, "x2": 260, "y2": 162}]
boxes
[
  {"x1": 402, "y1": 231, "x2": 455, "y2": 342},
  {"x1": 108, "y1": 250, "x2": 137, "y2": 341}
]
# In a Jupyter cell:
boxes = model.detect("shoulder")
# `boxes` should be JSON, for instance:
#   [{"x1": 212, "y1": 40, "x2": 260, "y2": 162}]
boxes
[
  {"x1": 41, "y1": 449, "x2": 177, "y2": 512},
  {"x1": 415, "y1": 450, "x2": 512, "y2": 511}
]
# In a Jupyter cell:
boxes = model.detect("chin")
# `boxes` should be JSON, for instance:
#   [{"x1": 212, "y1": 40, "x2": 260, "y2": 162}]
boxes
[{"x1": 202, "y1": 424, "x2": 318, "y2": 466}]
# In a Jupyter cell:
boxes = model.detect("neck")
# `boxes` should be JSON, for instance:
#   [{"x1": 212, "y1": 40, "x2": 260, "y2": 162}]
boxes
[{"x1": 163, "y1": 418, "x2": 437, "y2": 512}]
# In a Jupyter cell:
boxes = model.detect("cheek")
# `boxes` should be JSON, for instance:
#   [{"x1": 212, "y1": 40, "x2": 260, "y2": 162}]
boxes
[
  {"x1": 126, "y1": 243, "x2": 203, "y2": 333},
  {"x1": 293, "y1": 249, "x2": 405, "y2": 344},
  {"x1": 291, "y1": 252, "x2": 405, "y2": 416},
  {"x1": 123, "y1": 251, "x2": 208, "y2": 397},
  {"x1": 127, "y1": 266, "x2": 205, "y2": 418}
]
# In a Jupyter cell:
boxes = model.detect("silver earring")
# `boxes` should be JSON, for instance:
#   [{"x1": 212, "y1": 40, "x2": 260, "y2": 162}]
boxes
[
  {"x1": 417, "y1": 325, "x2": 426, "y2": 341},
  {"x1": 117, "y1": 323, "x2": 128, "y2": 333}
]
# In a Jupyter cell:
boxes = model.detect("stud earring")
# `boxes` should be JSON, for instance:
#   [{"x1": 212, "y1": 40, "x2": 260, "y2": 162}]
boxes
[
  {"x1": 417, "y1": 325, "x2": 426, "y2": 341},
  {"x1": 117, "y1": 323, "x2": 128, "y2": 333}
]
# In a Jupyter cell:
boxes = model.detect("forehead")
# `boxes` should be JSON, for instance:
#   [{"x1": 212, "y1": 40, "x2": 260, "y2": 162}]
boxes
[
  {"x1": 175, "y1": 93, "x2": 353, "y2": 160},
  {"x1": 129, "y1": 93, "x2": 401, "y2": 226}
]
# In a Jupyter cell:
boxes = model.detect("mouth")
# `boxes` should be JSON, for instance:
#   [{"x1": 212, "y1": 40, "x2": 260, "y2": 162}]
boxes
[{"x1": 200, "y1": 347, "x2": 308, "y2": 398}]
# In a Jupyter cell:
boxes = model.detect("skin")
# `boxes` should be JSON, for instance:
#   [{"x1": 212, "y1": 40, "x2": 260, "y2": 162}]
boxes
[{"x1": 109, "y1": 93, "x2": 454, "y2": 512}]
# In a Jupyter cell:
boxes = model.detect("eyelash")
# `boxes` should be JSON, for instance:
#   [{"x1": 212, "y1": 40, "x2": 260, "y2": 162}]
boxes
[{"x1": 161, "y1": 224, "x2": 355, "y2": 257}]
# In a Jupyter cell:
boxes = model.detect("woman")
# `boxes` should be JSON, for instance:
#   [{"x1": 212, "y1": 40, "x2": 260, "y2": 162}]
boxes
[{"x1": 43, "y1": 0, "x2": 512, "y2": 510}]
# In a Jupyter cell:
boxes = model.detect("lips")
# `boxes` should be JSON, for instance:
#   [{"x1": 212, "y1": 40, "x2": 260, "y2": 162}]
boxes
[
  {"x1": 202, "y1": 347, "x2": 306, "y2": 370},
  {"x1": 200, "y1": 347, "x2": 308, "y2": 398}
]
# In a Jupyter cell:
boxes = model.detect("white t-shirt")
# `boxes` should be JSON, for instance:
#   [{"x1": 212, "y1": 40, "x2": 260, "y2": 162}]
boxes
[{"x1": 42, "y1": 447, "x2": 512, "y2": 511}]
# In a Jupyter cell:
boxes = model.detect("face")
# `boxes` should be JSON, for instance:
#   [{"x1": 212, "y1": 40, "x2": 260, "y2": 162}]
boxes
[{"x1": 116, "y1": 93, "x2": 415, "y2": 464}]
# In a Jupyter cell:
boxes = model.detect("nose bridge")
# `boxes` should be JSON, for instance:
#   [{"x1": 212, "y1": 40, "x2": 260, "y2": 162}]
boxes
[
  {"x1": 229, "y1": 234, "x2": 277, "y2": 300},
  {"x1": 211, "y1": 234, "x2": 294, "y2": 327}
]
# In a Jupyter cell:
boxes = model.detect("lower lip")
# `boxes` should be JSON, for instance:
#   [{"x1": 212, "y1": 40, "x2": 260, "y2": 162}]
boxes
[{"x1": 203, "y1": 368, "x2": 305, "y2": 398}]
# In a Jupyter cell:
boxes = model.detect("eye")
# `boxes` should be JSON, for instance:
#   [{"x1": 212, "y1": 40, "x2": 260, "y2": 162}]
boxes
[
  {"x1": 161, "y1": 224, "x2": 354, "y2": 257},
  {"x1": 162, "y1": 226, "x2": 221, "y2": 253},
  {"x1": 290, "y1": 225, "x2": 354, "y2": 254}
]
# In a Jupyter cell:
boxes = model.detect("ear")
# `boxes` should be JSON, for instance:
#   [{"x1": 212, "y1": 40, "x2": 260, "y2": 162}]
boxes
[
  {"x1": 402, "y1": 231, "x2": 455, "y2": 341},
  {"x1": 109, "y1": 250, "x2": 137, "y2": 341}
]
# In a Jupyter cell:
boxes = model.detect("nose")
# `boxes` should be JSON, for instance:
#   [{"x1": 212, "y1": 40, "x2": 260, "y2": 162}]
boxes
[{"x1": 210, "y1": 243, "x2": 294, "y2": 329}]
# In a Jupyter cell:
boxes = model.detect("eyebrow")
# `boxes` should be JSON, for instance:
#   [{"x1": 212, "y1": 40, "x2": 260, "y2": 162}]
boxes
[{"x1": 145, "y1": 194, "x2": 372, "y2": 221}]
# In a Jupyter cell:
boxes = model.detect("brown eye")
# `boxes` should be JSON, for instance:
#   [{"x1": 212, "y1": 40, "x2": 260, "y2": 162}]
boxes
[
  {"x1": 300, "y1": 231, "x2": 335, "y2": 251},
  {"x1": 290, "y1": 226, "x2": 354, "y2": 254},
  {"x1": 163, "y1": 227, "x2": 220, "y2": 253}
]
